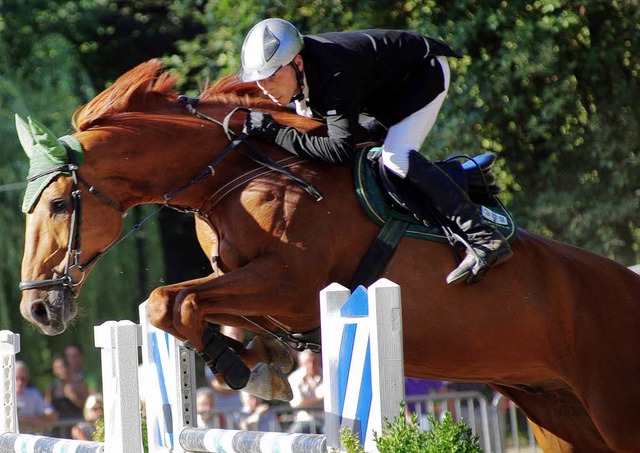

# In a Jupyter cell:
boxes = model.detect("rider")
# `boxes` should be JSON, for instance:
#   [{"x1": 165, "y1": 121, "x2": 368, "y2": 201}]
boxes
[{"x1": 239, "y1": 18, "x2": 513, "y2": 284}]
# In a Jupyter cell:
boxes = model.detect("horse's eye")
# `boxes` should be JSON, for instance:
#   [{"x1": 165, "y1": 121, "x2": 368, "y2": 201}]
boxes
[{"x1": 50, "y1": 198, "x2": 68, "y2": 213}]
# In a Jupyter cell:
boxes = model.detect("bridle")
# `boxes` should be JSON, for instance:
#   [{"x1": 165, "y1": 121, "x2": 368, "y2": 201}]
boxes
[
  {"x1": 19, "y1": 103, "x2": 321, "y2": 294},
  {"x1": 18, "y1": 144, "x2": 122, "y2": 293},
  {"x1": 19, "y1": 102, "x2": 326, "y2": 352}
]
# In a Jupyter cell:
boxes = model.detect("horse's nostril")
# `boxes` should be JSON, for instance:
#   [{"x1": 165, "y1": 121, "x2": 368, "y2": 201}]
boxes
[{"x1": 31, "y1": 301, "x2": 49, "y2": 324}]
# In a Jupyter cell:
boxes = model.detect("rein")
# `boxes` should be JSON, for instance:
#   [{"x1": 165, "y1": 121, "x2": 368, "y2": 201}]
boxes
[
  {"x1": 18, "y1": 120, "x2": 244, "y2": 292},
  {"x1": 20, "y1": 98, "x2": 324, "y2": 351},
  {"x1": 20, "y1": 100, "x2": 322, "y2": 298},
  {"x1": 177, "y1": 96, "x2": 322, "y2": 201}
]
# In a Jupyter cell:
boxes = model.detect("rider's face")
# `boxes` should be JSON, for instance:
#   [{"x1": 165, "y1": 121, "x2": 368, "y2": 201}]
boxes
[{"x1": 256, "y1": 55, "x2": 303, "y2": 106}]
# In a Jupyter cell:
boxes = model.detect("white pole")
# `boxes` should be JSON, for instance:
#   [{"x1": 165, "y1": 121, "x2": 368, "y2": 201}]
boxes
[
  {"x1": 0, "y1": 331, "x2": 20, "y2": 435},
  {"x1": 94, "y1": 321, "x2": 144, "y2": 453},
  {"x1": 319, "y1": 283, "x2": 351, "y2": 450},
  {"x1": 367, "y1": 278, "x2": 404, "y2": 450}
]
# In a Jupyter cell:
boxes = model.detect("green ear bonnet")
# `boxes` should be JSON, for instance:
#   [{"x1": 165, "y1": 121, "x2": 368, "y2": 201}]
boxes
[{"x1": 15, "y1": 114, "x2": 84, "y2": 213}]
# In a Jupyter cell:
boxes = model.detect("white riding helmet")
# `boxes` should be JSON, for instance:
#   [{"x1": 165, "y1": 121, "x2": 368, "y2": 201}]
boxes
[{"x1": 241, "y1": 18, "x2": 304, "y2": 82}]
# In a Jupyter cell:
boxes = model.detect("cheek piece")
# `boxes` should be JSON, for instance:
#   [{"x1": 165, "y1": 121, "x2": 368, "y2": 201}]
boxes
[{"x1": 289, "y1": 61, "x2": 305, "y2": 102}]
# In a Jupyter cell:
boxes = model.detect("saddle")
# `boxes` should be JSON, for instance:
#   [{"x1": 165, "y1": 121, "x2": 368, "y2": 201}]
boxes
[{"x1": 349, "y1": 148, "x2": 518, "y2": 289}]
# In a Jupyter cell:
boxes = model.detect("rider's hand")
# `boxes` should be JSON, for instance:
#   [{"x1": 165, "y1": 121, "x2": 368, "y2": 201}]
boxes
[{"x1": 243, "y1": 111, "x2": 282, "y2": 141}]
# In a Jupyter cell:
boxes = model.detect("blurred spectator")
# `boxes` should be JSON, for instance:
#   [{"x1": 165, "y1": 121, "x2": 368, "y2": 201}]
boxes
[
  {"x1": 197, "y1": 387, "x2": 226, "y2": 428},
  {"x1": 287, "y1": 349, "x2": 324, "y2": 434},
  {"x1": 45, "y1": 356, "x2": 88, "y2": 438},
  {"x1": 238, "y1": 391, "x2": 280, "y2": 432},
  {"x1": 15, "y1": 360, "x2": 57, "y2": 434},
  {"x1": 71, "y1": 393, "x2": 103, "y2": 441},
  {"x1": 65, "y1": 343, "x2": 99, "y2": 394}
]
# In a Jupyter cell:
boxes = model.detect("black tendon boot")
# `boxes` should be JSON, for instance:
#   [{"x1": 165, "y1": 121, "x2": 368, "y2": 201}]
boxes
[{"x1": 405, "y1": 150, "x2": 513, "y2": 284}]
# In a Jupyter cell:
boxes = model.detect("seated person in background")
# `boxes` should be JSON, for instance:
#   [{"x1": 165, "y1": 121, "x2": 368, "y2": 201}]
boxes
[
  {"x1": 64, "y1": 342, "x2": 99, "y2": 394},
  {"x1": 15, "y1": 360, "x2": 58, "y2": 434},
  {"x1": 196, "y1": 387, "x2": 225, "y2": 429},
  {"x1": 45, "y1": 355, "x2": 88, "y2": 438},
  {"x1": 287, "y1": 350, "x2": 324, "y2": 434},
  {"x1": 71, "y1": 393, "x2": 103, "y2": 441},
  {"x1": 238, "y1": 391, "x2": 280, "y2": 432}
]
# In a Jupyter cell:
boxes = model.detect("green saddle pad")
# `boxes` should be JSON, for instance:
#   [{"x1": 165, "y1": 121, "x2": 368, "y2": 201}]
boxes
[{"x1": 353, "y1": 149, "x2": 518, "y2": 243}]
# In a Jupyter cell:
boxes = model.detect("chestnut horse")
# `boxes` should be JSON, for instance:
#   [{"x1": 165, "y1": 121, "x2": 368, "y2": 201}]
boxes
[{"x1": 17, "y1": 60, "x2": 640, "y2": 452}]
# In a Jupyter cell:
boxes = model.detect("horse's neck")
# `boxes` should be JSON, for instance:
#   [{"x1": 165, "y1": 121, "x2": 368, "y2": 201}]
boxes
[{"x1": 78, "y1": 120, "x2": 292, "y2": 212}]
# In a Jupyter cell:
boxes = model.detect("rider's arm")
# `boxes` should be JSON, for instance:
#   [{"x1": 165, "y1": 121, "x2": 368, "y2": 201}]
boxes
[
  {"x1": 273, "y1": 111, "x2": 358, "y2": 165},
  {"x1": 273, "y1": 74, "x2": 362, "y2": 165}
]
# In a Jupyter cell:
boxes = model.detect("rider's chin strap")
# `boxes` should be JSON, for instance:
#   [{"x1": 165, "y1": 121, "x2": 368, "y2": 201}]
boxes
[{"x1": 289, "y1": 61, "x2": 305, "y2": 102}]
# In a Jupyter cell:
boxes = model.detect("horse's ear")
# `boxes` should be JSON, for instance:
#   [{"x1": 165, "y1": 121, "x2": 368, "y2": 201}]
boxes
[
  {"x1": 16, "y1": 114, "x2": 36, "y2": 159},
  {"x1": 15, "y1": 115, "x2": 67, "y2": 162},
  {"x1": 16, "y1": 115, "x2": 76, "y2": 213}
]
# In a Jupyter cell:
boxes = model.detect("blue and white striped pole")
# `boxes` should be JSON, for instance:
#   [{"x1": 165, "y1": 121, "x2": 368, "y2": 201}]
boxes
[
  {"x1": 179, "y1": 427, "x2": 326, "y2": 453},
  {"x1": 0, "y1": 433, "x2": 104, "y2": 452}
]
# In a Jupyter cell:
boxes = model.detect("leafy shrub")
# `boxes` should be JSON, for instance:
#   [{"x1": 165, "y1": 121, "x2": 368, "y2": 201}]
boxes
[
  {"x1": 337, "y1": 402, "x2": 482, "y2": 453},
  {"x1": 93, "y1": 412, "x2": 148, "y2": 452}
]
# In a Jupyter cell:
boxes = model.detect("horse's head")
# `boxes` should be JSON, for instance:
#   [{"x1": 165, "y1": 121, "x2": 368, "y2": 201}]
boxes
[
  {"x1": 17, "y1": 116, "x2": 123, "y2": 335},
  {"x1": 16, "y1": 59, "x2": 325, "y2": 335}
]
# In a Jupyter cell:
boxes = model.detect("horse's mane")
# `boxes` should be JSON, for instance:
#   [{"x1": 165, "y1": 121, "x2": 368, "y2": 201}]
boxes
[{"x1": 72, "y1": 59, "x2": 297, "y2": 132}]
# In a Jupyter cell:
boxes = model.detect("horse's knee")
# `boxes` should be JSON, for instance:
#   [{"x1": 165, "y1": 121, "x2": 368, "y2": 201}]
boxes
[
  {"x1": 146, "y1": 287, "x2": 174, "y2": 330},
  {"x1": 173, "y1": 290, "x2": 204, "y2": 330}
]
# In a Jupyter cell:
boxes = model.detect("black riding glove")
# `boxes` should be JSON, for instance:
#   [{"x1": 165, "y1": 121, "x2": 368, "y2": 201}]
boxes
[{"x1": 243, "y1": 111, "x2": 282, "y2": 142}]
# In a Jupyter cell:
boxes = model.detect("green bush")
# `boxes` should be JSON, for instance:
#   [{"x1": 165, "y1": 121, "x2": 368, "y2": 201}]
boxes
[
  {"x1": 93, "y1": 411, "x2": 148, "y2": 452},
  {"x1": 338, "y1": 402, "x2": 482, "y2": 453}
]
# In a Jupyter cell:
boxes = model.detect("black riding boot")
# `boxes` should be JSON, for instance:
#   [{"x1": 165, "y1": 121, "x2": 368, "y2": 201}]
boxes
[{"x1": 404, "y1": 150, "x2": 513, "y2": 284}]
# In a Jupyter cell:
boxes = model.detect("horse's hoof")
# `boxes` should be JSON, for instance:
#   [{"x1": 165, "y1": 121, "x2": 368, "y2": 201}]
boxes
[
  {"x1": 244, "y1": 362, "x2": 293, "y2": 402},
  {"x1": 248, "y1": 335, "x2": 294, "y2": 373}
]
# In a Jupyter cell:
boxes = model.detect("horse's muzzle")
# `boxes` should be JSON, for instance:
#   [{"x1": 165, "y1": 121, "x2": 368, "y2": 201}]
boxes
[{"x1": 20, "y1": 288, "x2": 77, "y2": 335}]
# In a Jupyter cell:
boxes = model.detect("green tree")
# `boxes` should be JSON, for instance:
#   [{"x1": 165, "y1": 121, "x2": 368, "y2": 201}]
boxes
[
  {"x1": 0, "y1": 0, "x2": 165, "y2": 389},
  {"x1": 408, "y1": 0, "x2": 639, "y2": 264}
]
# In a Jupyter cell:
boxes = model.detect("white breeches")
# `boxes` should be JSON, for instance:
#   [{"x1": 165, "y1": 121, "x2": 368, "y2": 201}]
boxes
[{"x1": 381, "y1": 56, "x2": 451, "y2": 178}]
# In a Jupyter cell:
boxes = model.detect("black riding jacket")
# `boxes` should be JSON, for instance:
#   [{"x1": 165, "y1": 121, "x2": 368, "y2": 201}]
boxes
[{"x1": 272, "y1": 29, "x2": 459, "y2": 164}]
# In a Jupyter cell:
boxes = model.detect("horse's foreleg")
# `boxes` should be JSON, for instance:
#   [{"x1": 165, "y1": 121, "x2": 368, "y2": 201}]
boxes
[
  {"x1": 149, "y1": 257, "x2": 307, "y2": 401},
  {"x1": 170, "y1": 254, "x2": 316, "y2": 348},
  {"x1": 146, "y1": 276, "x2": 294, "y2": 370},
  {"x1": 147, "y1": 278, "x2": 254, "y2": 392}
]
